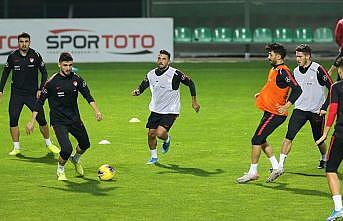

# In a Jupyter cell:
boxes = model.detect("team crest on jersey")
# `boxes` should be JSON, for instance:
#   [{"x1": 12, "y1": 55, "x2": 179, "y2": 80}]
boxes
[
  {"x1": 29, "y1": 58, "x2": 34, "y2": 63},
  {"x1": 73, "y1": 81, "x2": 78, "y2": 87}
]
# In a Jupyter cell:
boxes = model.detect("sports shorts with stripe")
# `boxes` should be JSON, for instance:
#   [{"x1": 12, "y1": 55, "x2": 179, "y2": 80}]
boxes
[
  {"x1": 326, "y1": 133, "x2": 343, "y2": 173},
  {"x1": 251, "y1": 111, "x2": 287, "y2": 145},
  {"x1": 285, "y1": 109, "x2": 325, "y2": 142}
]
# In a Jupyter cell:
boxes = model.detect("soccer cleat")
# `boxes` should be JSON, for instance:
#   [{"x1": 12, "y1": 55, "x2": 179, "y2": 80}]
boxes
[
  {"x1": 327, "y1": 209, "x2": 343, "y2": 221},
  {"x1": 161, "y1": 136, "x2": 171, "y2": 155},
  {"x1": 57, "y1": 171, "x2": 68, "y2": 181},
  {"x1": 266, "y1": 168, "x2": 284, "y2": 183},
  {"x1": 317, "y1": 160, "x2": 326, "y2": 169},
  {"x1": 236, "y1": 172, "x2": 259, "y2": 184},
  {"x1": 70, "y1": 156, "x2": 84, "y2": 176},
  {"x1": 146, "y1": 157, "x2": 158, "y2": 165},
  {"x1": 8, "y1": 148, "x2": 21, "y2": 156},
  {"x1": 47, "y1": 144, "x2": 60, "y2": 154}
]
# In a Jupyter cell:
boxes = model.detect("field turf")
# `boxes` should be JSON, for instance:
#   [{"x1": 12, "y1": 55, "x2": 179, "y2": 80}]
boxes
[{"x1": 0, "y1": 60, "x2": 339, "y2": 221}]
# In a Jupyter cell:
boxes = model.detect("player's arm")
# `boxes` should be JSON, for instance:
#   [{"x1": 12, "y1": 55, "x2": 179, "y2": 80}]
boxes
[
  {"x1": 26, "y1": 83, "x2": 49, "y2": 134},
  {"x1": 77, "y1": 76, "x2": 102, "y2": 121},
  {"x1": 316, "y1": 84, "x2": 339, "y2": 145},
  {"x1": 132, "y1": 75, "x2": 149, "y2": 96},
  {"x1": 0, "y1": 55, "x2": 13, "y2": 101},
  {"x1": 277, "y1": 69, "x2": 302, "y2": 114},
  {"x1": 174, "y1": 70, "x2": 200, "y2": 112},
  {"x1": 317, "y1": 65, "x2": 333, "y2": 114},
  {"x1": 37, "y1": 53, "x2": 48, "y2": 98},
  {"x1": 328, "y1": 49, "x2": 343, "y2": 79}
]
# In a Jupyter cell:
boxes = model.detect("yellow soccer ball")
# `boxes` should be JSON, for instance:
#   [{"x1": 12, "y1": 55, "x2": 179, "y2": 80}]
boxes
[{"x1": 97, "y1": 164, "x2": 116, "y2": 181}]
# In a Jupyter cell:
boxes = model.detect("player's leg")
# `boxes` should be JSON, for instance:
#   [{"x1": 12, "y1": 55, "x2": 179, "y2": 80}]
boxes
[
  {"x1": 309, "y1": 112, "x2": 327, "y2": 169},
  {"x1": 326, "y1": 134, "x2": 343, "y2": 220},
  {"x1": 8, "y1": 95, "x2": 24, "y2": 155},
  {"x1": 69, "y1": 121, "x2": 91, "y2": 176},
  {"x1": 53, "y1": 125, "x2": 72, "y2": 181},
  {"x1": 237, "y1": 112, "x2": 286, "y2": 183},
  {"x1": 25, "y1": 95, "x2": 59, "y2": 153},
  {"x1": 145, "y1": 112, "x2": 159, "y2": 164},
  {"x1": 279, "y1": 109, "x2": 307, "y2": 170},
  {"x1": 157, "y1": 114, "x2": 177, "y2": 154}
]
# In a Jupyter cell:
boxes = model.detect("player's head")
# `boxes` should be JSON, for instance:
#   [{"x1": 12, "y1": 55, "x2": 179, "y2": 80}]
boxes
[
  {"x1": 17, "y1": 32, "x2": 31, "y2": 53},
  {"x1": 265, "y1": 43, "x2": 286, "y2": 65},
  {"x1": 157, "y1": 50, "x2": 171, "y2": 69},
  {"x1": 58, "y1": 52, "x2": 73, "y2": 76},
  {"x1": 337, "y1": 57, "x2": 343, "y2": 80},
  {"x1": 295, "y1": 44, "x2": 312, "y2": 67}
]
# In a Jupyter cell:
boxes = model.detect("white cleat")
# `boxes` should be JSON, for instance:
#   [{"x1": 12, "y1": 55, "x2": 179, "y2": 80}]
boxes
[
  {"x1": 266, "y1": 168, "x2": 284, "y2": 183},
  {"x1": 236, "y1": 172, "x2": 259, "y2": 184}
]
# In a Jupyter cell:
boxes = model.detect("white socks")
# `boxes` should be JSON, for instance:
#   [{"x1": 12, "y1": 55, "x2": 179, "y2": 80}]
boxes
[
  {"x1": 13, "y1": 142, "x2": 20, "y2": 150},
  {"x1": 269, "y1": 156, "x2": 279, "y2": 170},
  {"x1": 151, "y1": 149, "x2": 157, "y2": 158},
  {"x1": 279, "y1": 154, "x2": 287, "y2": 169},
  {"x1": 321, "y1": 154, "x2": 327, "y2": 161},
  {"x1": 248, "y1": 164, "x2": 258, "y2": 175},
  {"x1": 57, "y1": 162, "x2": 64, "y2": 174},
  {"x1": 45, "y1": 138, "x2": 52, "y2": 146},
  {"x1": 333, "y1": 195, "x2": 343, "y2": 211}
]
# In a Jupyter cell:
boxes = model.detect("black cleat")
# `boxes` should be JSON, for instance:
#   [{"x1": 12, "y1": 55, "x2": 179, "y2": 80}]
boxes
[{"x1": 317, "y1": 160, "x2": 326, "y2": 169}]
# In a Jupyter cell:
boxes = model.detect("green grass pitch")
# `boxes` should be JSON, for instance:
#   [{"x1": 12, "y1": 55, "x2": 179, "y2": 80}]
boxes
[{"x1": 0, "y1": 60, "x2": 338, "y2": 220}]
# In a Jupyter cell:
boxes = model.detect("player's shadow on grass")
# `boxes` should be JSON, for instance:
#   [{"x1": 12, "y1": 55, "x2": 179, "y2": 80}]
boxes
[
  {"x1": 253, "y1": 182, "x2": 331, "y2": 198},
  {"x1": 41, "y1": 177, "x2": 118, "y2": 196},
  {"x1": 287, "y1": 171, "x2": 325, "y2": 178},
  {"x1": 155, "y1": 163, "x2": 224, "y2": 177},
  {"x1": 287, "y1": 171, "x2": 343, "y2": 179},
  {"x1": 13, "y1": 152, "x2": 56, "y2": 165}
]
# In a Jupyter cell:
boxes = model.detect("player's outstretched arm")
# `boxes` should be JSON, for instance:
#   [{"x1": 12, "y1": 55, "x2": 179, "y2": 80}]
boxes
[
  {"x1": 132, "y1": 76, "x2": 149, "y2": 96},
  {"x1": 26, "y1": 111, "x2": 38, "y2": 135},
  {"x1": 90, "y1": 101, "x2": 102, "y2": 121}
]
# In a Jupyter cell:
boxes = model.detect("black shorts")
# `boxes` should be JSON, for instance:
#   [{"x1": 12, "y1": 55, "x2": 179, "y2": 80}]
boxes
[
  {"x1": 9, "y1": 94, "x2": 47, "y2": 127},
  {"x1": 285, "y1": 109, "x2": 325, "y2": 142},
  {"x1": 53, "y1": 121, "x2": 90, "y2": 160},
  {"x1": 251, "y1": 111, "x2": 287, "y2": 145},
  {"x1": 146, "y1": 112, "x2": 178, "y2": 131},
  {"x1": 326, "y1": 133, "x2": 343, "y2": 173}
]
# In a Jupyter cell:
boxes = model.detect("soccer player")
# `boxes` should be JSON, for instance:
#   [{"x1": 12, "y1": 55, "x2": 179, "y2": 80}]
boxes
[
  {"x1": 0, "y1": 32, "x2": 59, "y2": 155},
  {"x1": 328, "y1": 18, "x2": 343, "y2": 80},
  {"x1": 26, "y1": 52, "x2": 102, "y2": 181},
  {"x1": 267, "y1": 44, "x2": 332, "y2": 183},
  {"x1": 237, "y1": 43, "x2": 302, "y2": 184},
  {"x1": 315, "y1": 57, "x2": 343, "y2": 221},
  {"x1": 132, "y1": 50, "x2": 200, "y2": 164}
]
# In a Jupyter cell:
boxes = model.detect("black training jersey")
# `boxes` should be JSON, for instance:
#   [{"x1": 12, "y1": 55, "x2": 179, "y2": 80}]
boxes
[
  {"x1": 0, "y1": 48, "x2": 48, "y2": 96},
  {"x1": 34, "y1": 72, "x2": 94, "y2": 125},
  {"x1": 327, "y1": 81, "x2": 343, "y2": 135}
]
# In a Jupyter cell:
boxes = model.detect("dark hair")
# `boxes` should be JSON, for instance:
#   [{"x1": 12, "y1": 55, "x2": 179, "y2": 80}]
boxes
[
  {"x1": 337, "y1": 57, "x2": 343, "y2": 68},
  {"x1": 59, "y1": 52, "x2": 73, "y2": 63},
  {"x1": 17, "y1": 32, "x2": 30, "y2": 41},
  {"x1": 265, "y1": 43, "x2": 286, "y2": 59},
  {"x1": 159, "y1": 50, "x2": 170, "y2": 59},
  {"x1": 295, "y1": 44, "x2": 312, "y2": 56}
]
